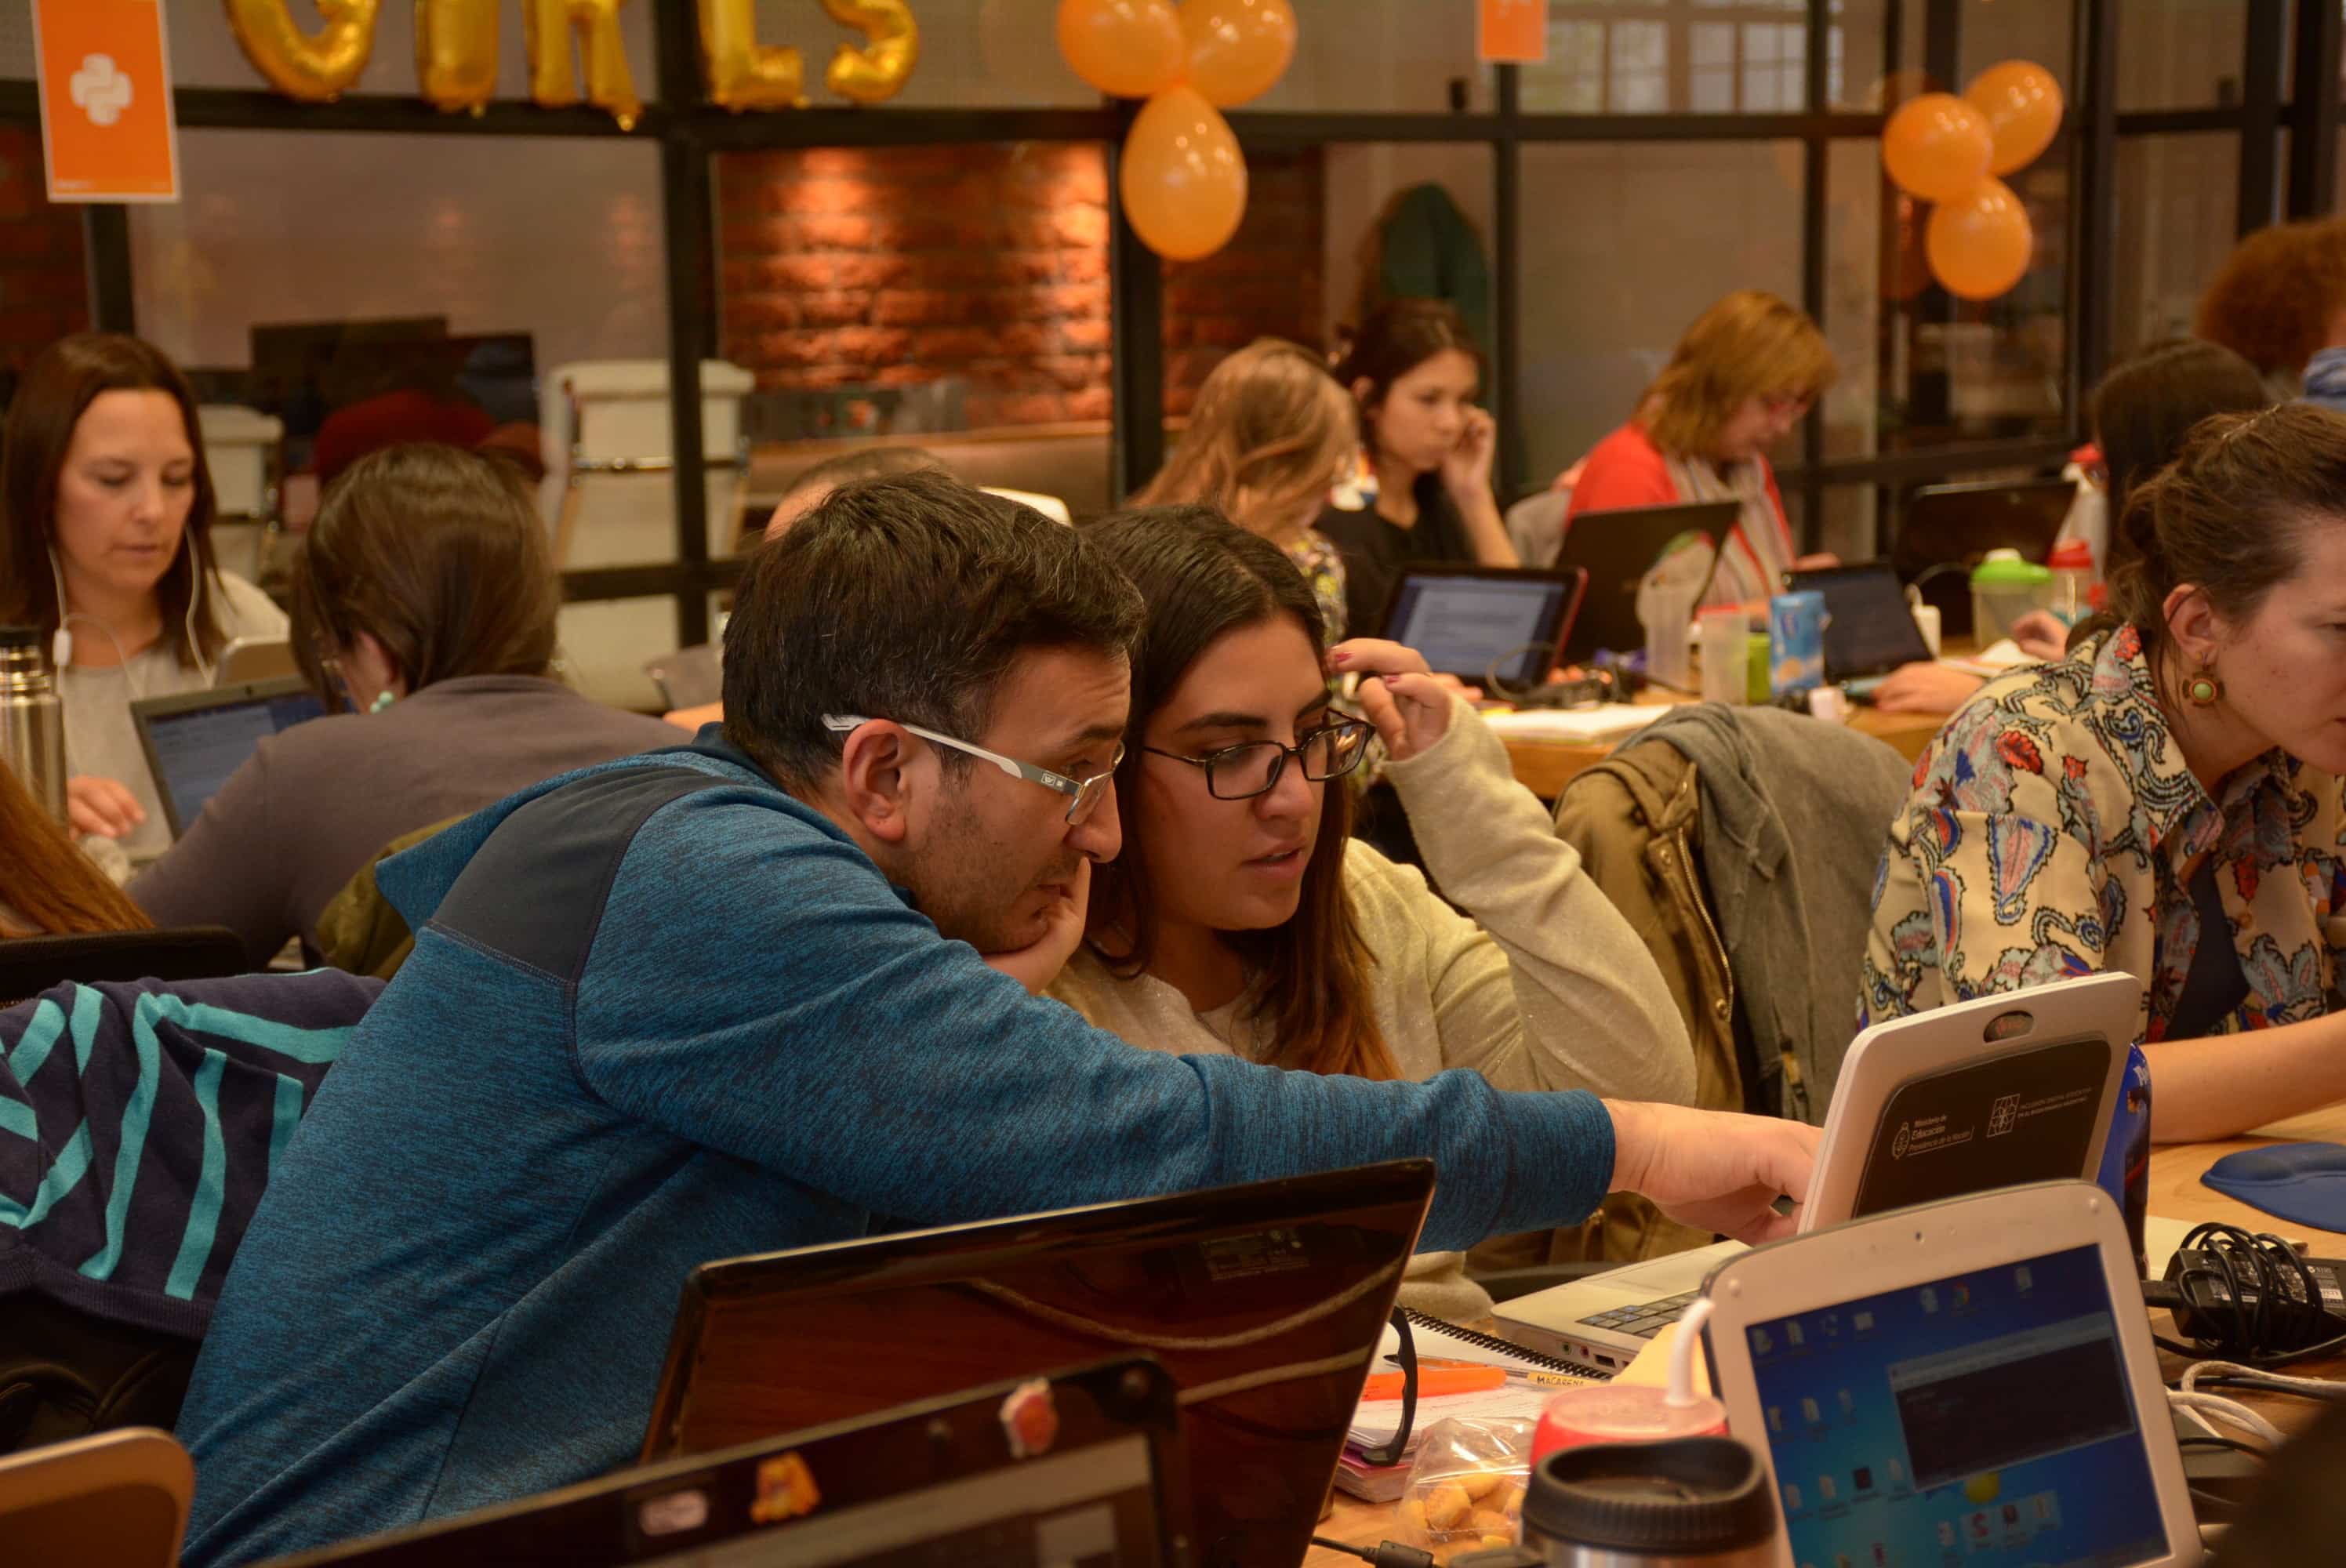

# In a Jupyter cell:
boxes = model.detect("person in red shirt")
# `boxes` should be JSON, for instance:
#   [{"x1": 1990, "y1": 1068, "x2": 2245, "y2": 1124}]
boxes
[{"x1": 1561, "y1": 291, "x2": 1838, "y2": 607}]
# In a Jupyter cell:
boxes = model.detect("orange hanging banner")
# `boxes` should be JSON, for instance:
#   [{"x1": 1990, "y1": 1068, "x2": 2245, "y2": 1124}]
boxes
[
  {"x1": 1477, "y1": 0, "x2": 1548, "y2": 64},
  {"x1": 31, "y1": 0, "x2": 180, "y2": 202}
]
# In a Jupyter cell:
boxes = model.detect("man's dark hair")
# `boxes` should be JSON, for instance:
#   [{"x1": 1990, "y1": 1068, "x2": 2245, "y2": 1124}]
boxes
[{"x1": 724, "y1": 469, "x2": 1144, "y2": 789}]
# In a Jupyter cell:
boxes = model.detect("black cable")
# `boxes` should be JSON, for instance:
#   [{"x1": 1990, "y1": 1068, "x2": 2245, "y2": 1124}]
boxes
[
  {"x1": 1309, "y1": 1537, "x2": 1436, "y2": 1568},
  {"x1": 2155, "y1": 1222, "x2": 2346, "y2": 1367}
]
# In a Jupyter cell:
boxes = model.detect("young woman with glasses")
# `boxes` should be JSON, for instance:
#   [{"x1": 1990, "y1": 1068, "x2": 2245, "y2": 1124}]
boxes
[{"x1": 1048, "y1": 505, "x2": 1694, "y2": 1318}]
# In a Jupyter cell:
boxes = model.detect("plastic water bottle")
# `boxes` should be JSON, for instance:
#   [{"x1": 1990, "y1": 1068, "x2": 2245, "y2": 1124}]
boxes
[{"x1": 2048, "y1": 538, "x2": 2096, "y2": 628}]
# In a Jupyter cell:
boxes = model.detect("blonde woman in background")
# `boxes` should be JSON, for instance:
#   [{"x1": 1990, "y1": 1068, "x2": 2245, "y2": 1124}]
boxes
[
  {"x1": 1140, "y1": 338, "x2": 1362, "y2": 640},
  {"x1": 1565, "y1": 290, "x2": 1840, "y2": 605}
]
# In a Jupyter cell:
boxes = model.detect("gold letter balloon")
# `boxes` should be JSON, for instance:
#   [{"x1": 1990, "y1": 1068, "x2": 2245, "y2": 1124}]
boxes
[
  {"x1": 416, "y1": 0, "x2": 499, "y2": 115},
  {"x1": 698, "y1": 0, "x2": 807, "y2": 110},
  {"x1": 525, "y1": 0, "x2": 643, "y2": 129},
  {"x1": 820, "y1": 0, "x2": 920, "y2": 104},
  {"x1": 226, "y1": 0, "x2": 380, "y2": 101}
]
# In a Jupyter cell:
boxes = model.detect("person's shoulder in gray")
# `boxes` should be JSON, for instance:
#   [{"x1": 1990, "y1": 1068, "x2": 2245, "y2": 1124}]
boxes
[{"x1": 129, "y1": 444, "x2": 679, "y2": 966}]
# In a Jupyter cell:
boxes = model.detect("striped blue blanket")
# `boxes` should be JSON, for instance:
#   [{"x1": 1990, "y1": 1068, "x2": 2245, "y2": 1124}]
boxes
[{"x1": 0, "y1": 971, "x2": 380, "y2": 1338}]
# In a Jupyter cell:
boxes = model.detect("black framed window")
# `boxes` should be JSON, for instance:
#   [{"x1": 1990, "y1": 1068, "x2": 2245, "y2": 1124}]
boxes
[{"x1": 0, "y1": 0, "x2": 2335, "y2": 706}]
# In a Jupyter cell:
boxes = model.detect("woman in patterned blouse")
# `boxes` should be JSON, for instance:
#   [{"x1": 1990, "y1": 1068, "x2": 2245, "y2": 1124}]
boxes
[
  {"x1": 1861, "y1": 404, "x2": 2346, "y2": 1142},
  {"x1": 1138, "y1": 338, "x2": 1360, "y2": 642}
]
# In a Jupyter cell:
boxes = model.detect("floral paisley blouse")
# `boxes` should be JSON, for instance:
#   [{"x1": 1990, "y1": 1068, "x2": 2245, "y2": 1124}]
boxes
[
  {"x1": 1287, "y1": 528, "x2": 1349, "y2": 644},
  {"x1": 1861, "y1": 625, "x2": 2346, "y2": 1044}
]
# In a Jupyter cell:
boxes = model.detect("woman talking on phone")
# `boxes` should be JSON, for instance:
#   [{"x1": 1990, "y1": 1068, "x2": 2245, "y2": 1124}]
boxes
[
  {"x1": 1316, "y1": 299, "x2": 1518, "y2": 639},
  {"x1": 0, "y1": 334, "x2": 287, "y2": 858}
]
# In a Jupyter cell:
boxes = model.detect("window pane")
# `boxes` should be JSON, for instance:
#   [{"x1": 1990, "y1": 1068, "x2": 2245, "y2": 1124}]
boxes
[
  {"x1": 717, "y1": 143, "x2": 1115, "y2": 521},
  {"x1": 2112, "y1": 135, "x2": 2240, "y2": 363},
  {"x1": 128, "y1": 129, "x2": 675, "y2": 706},
  {"x1": 1835, "y1": 0, "x2": 2074, "y2": 110},
  {"x1": 0, "y1": 123, "x2": 90, "y2": 380},
  {"x1": 163, "y1": 1, "x2": 663, "y2": 100},
  {"x1": 1245, "y1": 0, "x2": 1494, "y2": 112},
  {"x1": 1516, "y1": 142, "x2": 1803, "y2": 488},
  {"x1": 1526, "y1": 2, "x2": 1833, "y2": 114},
  {"x1": 1824, "y1": 136, "x2": 2069, "y2": 458},
  {"x1": 1167, "y1": 141, "x2": 1491, "y2": 469},
  {"x1": 2117, "y1": 0, "x2": 2249, "y2": 111}
]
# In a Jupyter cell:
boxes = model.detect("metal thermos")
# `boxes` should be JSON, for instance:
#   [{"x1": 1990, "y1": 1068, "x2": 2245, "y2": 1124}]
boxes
[
  {"x1": 1454, "y1": 1436, "x2": 1778, "y2": 1568},
  {"x1": 0, "y1": 624, "x2": 67, "y2": 823}
]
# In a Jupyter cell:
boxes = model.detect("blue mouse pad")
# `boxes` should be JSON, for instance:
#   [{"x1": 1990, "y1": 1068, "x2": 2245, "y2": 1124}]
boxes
[{"x1": 2202, "y1": 1142, "x2": 2346, "y2": 1233}]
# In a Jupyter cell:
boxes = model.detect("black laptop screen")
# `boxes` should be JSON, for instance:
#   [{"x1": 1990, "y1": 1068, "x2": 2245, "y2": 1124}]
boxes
[
  {"x1": 1792, "y1": 564, "x2": 1935, "y2": 682},
  {"x1": 1385, "y1": 573, "x2": 1573, "y2": 684},
  {"x1": 144, "y1": 689, "x2": 325, "y2": 831}
]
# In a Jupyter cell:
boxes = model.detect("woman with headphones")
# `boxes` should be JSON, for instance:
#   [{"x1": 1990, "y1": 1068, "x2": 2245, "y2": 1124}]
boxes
[{"x1": 0, "y1": 333, "x2": 288, "y2": 858}]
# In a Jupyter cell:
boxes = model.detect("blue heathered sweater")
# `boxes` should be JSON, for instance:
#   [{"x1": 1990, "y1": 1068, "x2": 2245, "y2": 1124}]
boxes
[{"x1": 175, "y1": 739, "x2": 1617, "y2": 1565}]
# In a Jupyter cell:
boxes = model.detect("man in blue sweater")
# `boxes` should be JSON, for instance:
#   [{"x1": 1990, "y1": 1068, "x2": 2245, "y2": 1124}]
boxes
[{"x1": 175, "y1": 473, "x2": 1816, "y2": 1565}]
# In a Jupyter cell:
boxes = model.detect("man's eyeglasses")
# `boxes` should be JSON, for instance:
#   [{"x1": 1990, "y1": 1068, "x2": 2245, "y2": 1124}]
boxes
[
  {"x1": 1142, "y1": 717, "x2": 1375, "y2": 800},
  {"x1": 821, "y1": 714, "x2": 1121, "y2": 826}
]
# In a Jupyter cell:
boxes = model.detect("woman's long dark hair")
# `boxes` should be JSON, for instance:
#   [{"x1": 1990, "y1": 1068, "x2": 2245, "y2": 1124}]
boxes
[
  {"x1": 1081, "y1": 503, "x2": 1396, "y2": 1080},
  {"x1": 0, "y1": 333, "x2": 226, "y2": 667}
]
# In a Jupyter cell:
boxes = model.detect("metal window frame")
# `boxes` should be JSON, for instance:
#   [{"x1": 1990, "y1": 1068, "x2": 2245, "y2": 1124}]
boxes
[{"x1": 9, "y1": 0, "x2": 2333, "y2": 622}]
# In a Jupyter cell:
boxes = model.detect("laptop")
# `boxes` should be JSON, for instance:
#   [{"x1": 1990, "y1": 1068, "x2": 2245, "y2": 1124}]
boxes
[
  {"x1": 130, "y1": 677, "x2": 327, "y2": 837},
  {"x1": 1376, "y1": 563, "x2": 1589, "y2": 686},
  {"x1": 640, "y1": 1160, "x2": 1436, "y2": 1568},
  {"x1": 1552, "y1": 499, "x2": 1740, "y2": 663},
  {"x1": 1699, "y1": 1181, "x2": 2203, "y2": 1567},
  {"x1": 0, "y1": 1428, "x2": 192, "y2": 1568},
  {"x1": 1785, "y1": 561, "x2": 1936, "y2": 700},
  {"x1": 212, "y1": 637, "x2": 300, "y2": 687},
  {"x1": 260, "y1": 1358, "x2": 1186, "y2": 1566},
  {"x1": 1495, "y1": 973, "x2": 2137, "y2": 1373},
  {"x1": 1892, "y1": 476, "x2": 2078, "y2": 639}
]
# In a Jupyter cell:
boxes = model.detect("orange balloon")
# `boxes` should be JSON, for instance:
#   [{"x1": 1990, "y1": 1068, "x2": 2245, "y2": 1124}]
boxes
[
  {"x1": 1927, "y1": 178, "x2": 2033, "y2": 300},
  {"x1": 1058, "y1": 0, "x2": 1186, "y2": 100},
  {"x1": 1178, "y1": 0, "x2": 1295, "y2": 107},
  {"x1": 1119, "y1": 85, "x2": 1247, "y2": 260},
  {"x1": 1964, "y1": 60, "x2": 2063, "y2": 176},
  {"x1": 1882, "y1": 93, "x2": 1993, "y2": 202}
]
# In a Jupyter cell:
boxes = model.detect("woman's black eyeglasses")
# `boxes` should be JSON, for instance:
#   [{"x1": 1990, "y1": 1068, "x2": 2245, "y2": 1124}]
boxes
[{"x1": 1142, "y1": 717, "x2": 1375, "y2": 800}]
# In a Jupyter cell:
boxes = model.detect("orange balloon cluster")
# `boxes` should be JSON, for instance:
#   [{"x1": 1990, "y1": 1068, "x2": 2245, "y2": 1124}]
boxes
[
  {"x1": 1881, "y1": 61, "x2": 2061, "y2": 300},
  {"x1": 1056, "y1": 0, "x2": 1298, "y2": 260}
]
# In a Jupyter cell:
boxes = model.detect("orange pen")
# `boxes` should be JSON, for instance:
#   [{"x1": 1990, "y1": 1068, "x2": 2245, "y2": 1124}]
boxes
[{"x1": 1358, "y1": 1364, "x2": 1506, "y2": 1401}]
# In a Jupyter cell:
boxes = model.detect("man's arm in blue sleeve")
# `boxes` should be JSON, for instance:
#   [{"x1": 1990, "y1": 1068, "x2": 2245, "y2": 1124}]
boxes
[{"x1": 572, "y1": 798, "x2": 1615, "y2": 1253}]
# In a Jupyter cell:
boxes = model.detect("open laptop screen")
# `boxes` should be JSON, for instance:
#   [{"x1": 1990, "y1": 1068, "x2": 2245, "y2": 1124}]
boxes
[
  {"x1": 1743, "y1": 1241, "x2": 2167, "y2": 1568},
  {"x1": 1382, "y1": 567, "x2": 1582, "y2": 685},
  {"x1": 1787, "y1": 562, "x2": 1935, "y2": 683},
  {"x1": 134, "y1": 679, "x2": 326, "y2": 837},
  {"x1": 641, "y1": 1163, "x2": 1434, "y2": 1568}
]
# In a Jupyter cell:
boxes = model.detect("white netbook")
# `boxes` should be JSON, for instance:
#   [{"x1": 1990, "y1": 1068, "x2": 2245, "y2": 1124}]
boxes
[
  {"x1": 1496, "y1": 973, "x2": 2138, "y2": 1372},
  {"x1": 1698, "y1": 1181, "x2": 2203, "y2": 1567}
]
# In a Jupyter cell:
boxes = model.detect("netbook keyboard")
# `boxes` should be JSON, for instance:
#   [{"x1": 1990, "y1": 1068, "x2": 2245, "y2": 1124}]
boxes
[{"x1": 1577, "y1": 1289, "x2": 1700, "y2": 1338}]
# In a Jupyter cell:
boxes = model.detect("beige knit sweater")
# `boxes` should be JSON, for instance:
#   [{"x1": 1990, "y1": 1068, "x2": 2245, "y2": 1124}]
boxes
[{"x1": 1049, "y1": 697, "x2": 1695, "y2": 1320}]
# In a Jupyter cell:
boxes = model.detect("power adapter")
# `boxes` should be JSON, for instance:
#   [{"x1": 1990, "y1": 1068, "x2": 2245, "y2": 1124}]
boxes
[{"x1": 2144, "y1": 1224, "x2": 2346, "y2": 1363}]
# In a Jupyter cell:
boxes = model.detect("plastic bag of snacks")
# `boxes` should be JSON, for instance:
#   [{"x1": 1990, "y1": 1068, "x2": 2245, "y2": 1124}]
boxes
[{"x1": 1394, "y1": 1416, "x2": 1533, "y2": 1551}]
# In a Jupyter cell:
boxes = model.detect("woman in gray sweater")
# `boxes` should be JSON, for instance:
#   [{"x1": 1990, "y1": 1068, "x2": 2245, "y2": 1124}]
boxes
[{"x1": 129, "y1": 444, "x2": 680, "y2": 965}]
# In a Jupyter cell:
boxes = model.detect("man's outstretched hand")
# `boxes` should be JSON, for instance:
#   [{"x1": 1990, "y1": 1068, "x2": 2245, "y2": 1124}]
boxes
[{"x1": 1604, "y1": 1100, "x2": 1821, "y2": 1245}]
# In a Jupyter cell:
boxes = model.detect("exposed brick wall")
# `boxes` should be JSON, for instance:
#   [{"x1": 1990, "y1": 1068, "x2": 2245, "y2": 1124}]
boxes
[
  {"x1": 1164, "y1": 148, "x2": 1325, "y2": 417},
  {"x1": 0, "y1": 126, "x2": 89, "y2": 372},
  {"x1": 716, "y1": 142, "x2": 1321, "y2": 431}
]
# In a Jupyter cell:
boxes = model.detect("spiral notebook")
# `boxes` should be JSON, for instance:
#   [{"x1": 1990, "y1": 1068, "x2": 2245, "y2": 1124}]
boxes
[{"x1": 1393, "y1": 1308, "x2": 1592, "y2": 1375}]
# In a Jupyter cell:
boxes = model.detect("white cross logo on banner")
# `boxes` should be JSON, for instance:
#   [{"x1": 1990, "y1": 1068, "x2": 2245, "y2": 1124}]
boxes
[{"x1": 69, "y1": 53, "x2": 134, "y2": 128}]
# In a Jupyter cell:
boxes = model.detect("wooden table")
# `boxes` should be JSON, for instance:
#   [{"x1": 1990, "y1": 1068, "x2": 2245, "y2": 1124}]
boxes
[
  {"x1": 1307, "y1": 1104, "x2": 2346, "y2": 1566},
  {"x1": 1502, "y1": 700, "x2": 1952, "y2": 800}
]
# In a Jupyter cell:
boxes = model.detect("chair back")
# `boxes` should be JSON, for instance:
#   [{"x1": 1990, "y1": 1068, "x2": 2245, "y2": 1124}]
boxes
[
  {"x1": 0, "y1": 927, "x2": 245, "y2": 1011},
  {"x1": 0, "y1": 1428, "x2": 191, "y2": 1566},
  {"x1": 1505, "y1": 488, "x2": 1571, "y2": 567}
]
